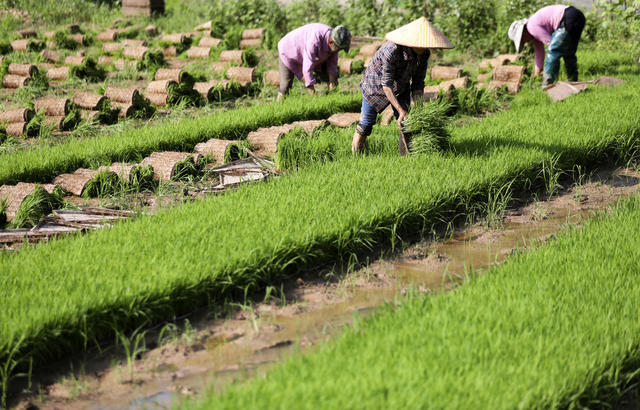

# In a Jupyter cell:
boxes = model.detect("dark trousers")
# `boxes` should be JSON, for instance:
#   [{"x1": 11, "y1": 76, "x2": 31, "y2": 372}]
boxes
[{"x1": 544, "y1": 6, "x2": 586, "y2": 84}]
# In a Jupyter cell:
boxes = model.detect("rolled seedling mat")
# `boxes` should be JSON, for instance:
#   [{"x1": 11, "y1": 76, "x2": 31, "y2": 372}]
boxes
[
  {"x1": 11, "y1": 39, "x2": 43, "y2": 52},
  {"x1": 54, "y1": 168, "x2": 119, "y2": 198},
  {"x1": 114, "y1": 59, "x2": 136, "y2": 71},
  {"x1": 239, "y1": 39, "x2": 261, "y2": 49},
  {"x1": 66, "y1": 24, "x2": 81, "y2": 34},
  {"x1": 162, "y1": 46, "x2": 178, "y2": 57},
  {"x1": 497, "y1": 53, "x2": 522, "y2": 63},
  {"x1": 338, "y1": 58, "x2": 353, "y2": 75},
  {"x1": 41, "y1": 49, "x2": 61, "y2": 63},
  {"x1": 123, "y1": 46, "x2": 148, "y2": 60},
  {"x1": 264, "y1": 70, "x2": 279, "y2": 86},
  {"x1": 492, "y1": 65, "x2": 525, "y2": 83},
  {"x1": 98, "y1": 56, "x2": 114, "y2": 66},
  {"x1": 72, "y1": 92, "x2": 108, "y2": 110},
  {"x1": 105, "y1": 87, "x2": 142, "y2": 104},
  {"x1": 6, "y1": 122, "x2": 27, "y2": 137},
  {"x1": 199, "y1": 36, "x2": 221, "y2": 48},
  {"x1": 68, "y1": 34, "x2": 86, "y2": 46},
  {"x1": 46, "y1": 66, "x2": 70, "y2": 81},
  {"x1": 65, "y1": 55, "x2": 86, "y2": 66},
  {"x1": 44, "y1": 31, "x2": 56, "y2": 39},
  {"x1": 211, "y1": 61, "x2": 231, "y2": 75},
  {"x1": 194, "y1": 138, "x2": 244, "y2": 164},
  {"x1": 18, "y1": 29, "x2": 37, "y2": 38},
  {"x1": 96, "y1": 30, "x2": 118, "y2": 42},
  {"x1": 194, "y1": 80, "x2": 243, "y2": 102},
  {"x1": 477, "y1": 73, "x2": 490, "y2": 83},
  {"x1": 359, "y1": 41, "x2": 383, "y2": 57},
  {"x1": 147, "y1": 79, "x2": 177, "y2": 94},
  {"x1": 327, "y1": 112, "x2": 361, "y2": 128},
  {"x1": 488, "y1": 80, "x2": 520, "y2": 94},
  {"x1": 112, "y1": 102, "x2": 135, "y2": 118},
  {"x1": 141, "y1": 151, "x2": 200, "y2": 181},
  {"x1": 35, "y1": 98, "x2": 71, "y2": 116},
  {"x1": 248, "y1": 125, "x2": 295, "y2": 157},
  {"x1": 479, "y1": 57, "x2": 509, "y2": 71},
  {"x1": 107, "y1": 162, "x2": 155, "y2": 187},
  {"x1": 0, "y1": 183, "x2": 61, "y2": 225},
  {"x1": 195, "y1": 21, "x2": 212, "y2": 31},
  {"x1": 0, "y1": 108, "x2": 35, "y2": 123},
  {"x1": 146, "y1": 92, "x2": 169, "y2": 106},
  {"x1": 161, "y1": 33, "x2": 186, "y2": 45},
  {"x1": 2, "y1": 75, "x2": 30, "y2": 88},
  {"x1": 439, "y1": 76, "x2": 470, "y2": 90},
  {"x1": 430, "y1": 66, "x2": 462, "y2": 80},
  {"x1": 219, "y1": 50, "x2": 243, "y2": 64},
  {"x1": 226, "y1": 66, "x2": 255, "y2": 83},
  {"x1": 8, "y1": 63, "x2": 38, "y2": 77},
  {"x1": 193, "y1": 81, "x2": 217, "y2": 101},
  {"x1": 44, "y1": 112, "x2": 80, "y2": 132},
  {"x1": 187, "y1": 47, "x2": 211, "y2": 59},
  {"x1": 102, "y1": 42, "x2": 124, "y2": 53},
  {"x1": 145, "y1": 25, "x2": 158, "y2": 36},
  {"x1": 241, "y1": 28, "x2": 266, "y2": 40},
  {"x1": 123, "y1": 39, "x2": 146, "y2": 47},
  {"x1": 70, "y1": 58, "x2": 107, "y2": 82},
  {"x1": 154, "y1": 68, "x2": 194, "y2": 86},
  {"x1": 46, "y1": 41, "x2": 58, "y2": 49}
]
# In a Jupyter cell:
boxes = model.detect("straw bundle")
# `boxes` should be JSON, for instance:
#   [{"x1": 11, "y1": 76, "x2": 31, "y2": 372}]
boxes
[
  {"x1": 226, "y1": 66, "x2": 255, "y2": 84},
  {"x1": 264, "y1": 70, "x2": 279, "y2": 86},
  {"x1": 65, "y1": 56, "x2": 86, "y2": 66},
  {"x1": 41, "y1": 49, "x2": 61, "y2": 63},
  {"x1": 46, "y1": 67, "x2": 69, "y2": 81},
  {"x1": 98, "y1": 56, "x2": 114, "y2": 66},
  {"x1": 430, "y1": 66, "x2": 462, "y2": 80},
  {"x1": 187, "y1": 47, "x2": 211, "y2": 59},
  {"x1": 161, "y1": 33, "x2": 186, "y2": 45},
  {"x1": 492, "y1": 65, "x2": 525, "y2": 83},
  {"x1": 239, "y1": 39, "x2": 261, "y2": 49},
  {"x1": 141, "y1": 151, "x2": 201, "y2": 181},
  {"x1": 219, "y1": 50, "x2": 243, "y2": 64},
  {"x1": 18, "y1": 29, "x2": 37, "y2": 39},
  {"x1": 123, "y1": 39, "x2": 146, "y2": 47},
  {"x1": 194, "y1": 138, "x2": 245, "y2": 164},
  {"x1": 102, "y1": 42, "x2": 123, "y2": 53},
  {"x1": 34, "y1": 98, "x2": 71, "y2": 116},
  {"x1": 123, "y1": 46, "x2": 148, "y2": 60},
  {"x1": 199, "y1": 36, "x2": 221, "y2": 48},
  {"x1": 0, "y1": 108, "x2": 34, "y2": 124},
  {"x1": 2, "y1": 75, "x2": 30, "y2": 88}
]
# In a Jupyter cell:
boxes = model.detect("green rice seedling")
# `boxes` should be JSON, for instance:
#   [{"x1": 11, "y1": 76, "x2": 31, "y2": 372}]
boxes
[
  {"x1": 52, "y1": 31, "x2": 80, "y2": 50},
  {"x1": 129, "y1": 164, "x2": 156, "y2": 192},
  {"x1": 0, "y1": 124, "x2": 6, "y2": 145},
  {"x1": 403, "y1": 101, "x2": 452, "y2": 154},
  {"x1": 221, "y1": 26, "x2": 243, "y2": 50},
  {"x1": 137, "y1": 50, "x2": 166, "y2": 73},
  {"x1": 207, "y1": 80, "x2": 245, "y2": 103},
  {"x1": 172, "y1": 156, "x2": 205, "y2": 181},
  {"x1": 242, "y1": 49, "x2": 259, "y2": 68},
  {"x1": 115, "y1": 325, "x2": 147, "y2": 383},
  {"x1": 0, "y1": 42, "x2": 11, "y2": 55},
  {"x1": 351, "y1": 59, "x2": 365, "y2": 74},
  {"x1": 82, "y1": 170, "x2": 122, "y2": 199},
  {"x1": 0, "y1": 197, "x2": 7, "y2": 228},
  {"x1": 0, "y1": 58, "x2": 10, "y2": 84},
  {"x1": 224, "y1": 140, "x2": 250, "y2": 163},
  {"x1": 166, "y1": 82, "x2": 203, "y2": 107},
  {"x1": 9, "y1": 185, "x2": 64, "y2": 228},
  {"x1": 70, "y1": 58, "x2": 106, "y2": 82}
]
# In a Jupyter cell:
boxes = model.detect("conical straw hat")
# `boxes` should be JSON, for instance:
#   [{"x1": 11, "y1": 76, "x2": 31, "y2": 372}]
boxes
[{"x1": 385, "y1": 17, "x2": 454, "y2": 49}]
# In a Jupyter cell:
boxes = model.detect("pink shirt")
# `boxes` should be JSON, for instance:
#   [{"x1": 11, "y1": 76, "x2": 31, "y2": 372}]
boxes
[
  {"x1": 278, "y1": 23, "x2": 339, "y2": 87},
  {"x1": 526, "y1": 5, "x2": 568, "y2": 71}
]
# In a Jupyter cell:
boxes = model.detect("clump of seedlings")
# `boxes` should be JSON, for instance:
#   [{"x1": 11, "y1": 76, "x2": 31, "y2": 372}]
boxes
[
  {"x1": 138, "y1": 50, "x2": 165, "y2": 72},
  {"x1": 52, "y1": 31, "x2": 81, "y2": 50},
  {"x1": 82, "y1": 169, "x2": 122, "y2": 198},
  {"x1": 403, "y1": 101, "x2": 452, "y2": 154},
  {"x1": 10, "y1": 185, "x2": 65, "y2": 228},
  {"x1": 70, "y1": 58, "x2": 106, "y2": 82}
]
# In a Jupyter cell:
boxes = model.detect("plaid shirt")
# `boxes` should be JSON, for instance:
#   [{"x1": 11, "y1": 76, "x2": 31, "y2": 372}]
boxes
[{"x1": 360, "y1": 41, "x2": 430, "y2": 113}]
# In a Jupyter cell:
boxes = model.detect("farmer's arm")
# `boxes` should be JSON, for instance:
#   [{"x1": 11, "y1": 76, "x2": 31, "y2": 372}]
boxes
[
  {"x1": 533, "y1": 39, "x2": 545, "y2": 77},
  {"x1": 302, "y1": 36, "x2": 319, "y2": 94},
  {"x1": 327, "y1": 52, "x2": 339, "y2": 90},
  {"x1": 381, "y1": 48, "x2": 407, "y2": 125}
]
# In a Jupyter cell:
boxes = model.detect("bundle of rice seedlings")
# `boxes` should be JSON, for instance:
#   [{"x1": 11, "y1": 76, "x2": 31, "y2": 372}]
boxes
[
  {"x1": 69, "y1": 58, "x2": 106, "y2": 82},
  {"x1": 0, "y1": 42, "x2": 11, "y2": 55},
  {"x1": 194, "y1": 80, "x2": 243, "y2": 103},
  {"x1": 10, "y1": 185, "x2": 64, "y2": 228},
  {"x1": 108, "y1": 163, "x2": 156, "y2": 192},
  {"x1": 53, "y1": 31, "x2": 80, "y2": 50},
  {"x1": 82, "y1": 169, "x2": 121, "y2": 198},
  {"x1": 242, "y1": 48, "x2": 259, "y2": 67},
  {"x1": 403, "y1": 101, "x2": 452, "y2": 154}
]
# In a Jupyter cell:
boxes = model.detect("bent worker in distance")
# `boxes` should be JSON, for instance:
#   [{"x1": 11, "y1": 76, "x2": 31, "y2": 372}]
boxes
[
  {"x1": 352, "y1": 17, "x2": 454, "y2": 154},
  {"x1": 509, "y1": 5, "x2": 586, "y2": 86},
  {"x1": 277, "y1": 24, "x2": 351, "y2": 101}
]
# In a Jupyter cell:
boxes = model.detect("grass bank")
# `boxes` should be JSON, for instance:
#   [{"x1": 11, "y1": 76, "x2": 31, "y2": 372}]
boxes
[
  {"x1": 0, "y1": 79, "x2": 639, "y2": 397},
  {"x1": 0, "y1": 93, "x2": 361, "y2": 185},
  {"x1": 192, "y1": 195, "x2": 640, "y2": 409}
]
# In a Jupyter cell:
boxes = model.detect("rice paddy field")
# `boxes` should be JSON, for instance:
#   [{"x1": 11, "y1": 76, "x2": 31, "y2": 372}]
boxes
[{"x1": 1, "y1": 0, "x2": 640, "y2": 408}]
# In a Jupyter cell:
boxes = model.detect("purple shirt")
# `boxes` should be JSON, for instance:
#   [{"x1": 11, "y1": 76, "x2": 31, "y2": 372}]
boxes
[
  {"x1": 527, "y1": 5, "x2": 568, "y2": 71},
  {"x1": 278, "y1": 23, "x2": 339, "y2": 87}
]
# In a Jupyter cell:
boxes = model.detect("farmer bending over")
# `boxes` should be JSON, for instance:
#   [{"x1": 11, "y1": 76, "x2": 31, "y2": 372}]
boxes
[
  {"x1": 509, "y1": 5, "x2": 586, "y2": 86},
  {"x1": 352, "y1": 17, "x2": 453, "y2": 154},
  {"x1": 277, "y1": 24, "x2": 351, "y2": 100}
]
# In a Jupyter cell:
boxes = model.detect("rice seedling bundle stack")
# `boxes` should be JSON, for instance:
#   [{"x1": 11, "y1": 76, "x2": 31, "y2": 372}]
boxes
[
  {"x1": 0, "y1": 108, "x2": 35, "y2": 137},
  {"x1": 53, "y1": 168, "x2": 119, "y2": 198},
  {"x1": 489, "y1": 65, "x2": 526, "y2": 95},
  {"x1": 41, "y1": 49, "x2": 61, "y2": 63},
  {"x1": 403, "y1": 101, "x2": 452, "y2": 154},
  {"x1": 136, "y1": 50, "x2": 165, "y2": 72},
  {"x1": 105, "y1": 87, "x2": 155, "y2": 119},
  {"x1": 10, "y1": 39, "x2": 44, "y2": 52},
  {"x1": 194, "y1": 138, "x2": 247, "y2": 164},
  {"x1": 0, "y1": 183, "x2": 63, "y2": 227},
  {"x1": 430, "y1": 66, "x2": 462, "y2": 80},
  {"x1": 73, "y1": 92, "x2": 118, "y2": 125},
  {"x1": 141, "y1": 151, "x2": 202, "y2": 181},
  {"x1": 105, "y1": 162, "x2": 155, "y2": 190},
  {"x1": 199, "y1": 36, "x2": 221, "y2": 48}
]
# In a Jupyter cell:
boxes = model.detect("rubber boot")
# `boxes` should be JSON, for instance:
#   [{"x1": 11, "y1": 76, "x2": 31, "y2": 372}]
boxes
[{"x1": 352, "y1": 130, "x2": 367, "y2": 154}]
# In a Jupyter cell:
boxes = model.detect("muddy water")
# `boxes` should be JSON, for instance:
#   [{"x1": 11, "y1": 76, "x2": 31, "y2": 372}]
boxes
[{"x1": 22, "y1": 168, "x2": 640, "y2": 410}]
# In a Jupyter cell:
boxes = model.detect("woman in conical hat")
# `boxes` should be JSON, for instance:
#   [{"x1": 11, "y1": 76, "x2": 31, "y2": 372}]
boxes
[{"x1": 352, "y1": 17, "x2": 453, "y2": 154}]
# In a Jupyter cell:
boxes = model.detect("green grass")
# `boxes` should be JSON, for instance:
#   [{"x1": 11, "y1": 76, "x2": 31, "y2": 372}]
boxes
[
  {"x1": 192, "y1": 195, "x2": 640, "y2": 409},
  {"x1": 0, "y1": 79, "x2": 638, "y2": 393},
  {"x1": 0, "y1": 93, "x2": 361, "y2": 185}
]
